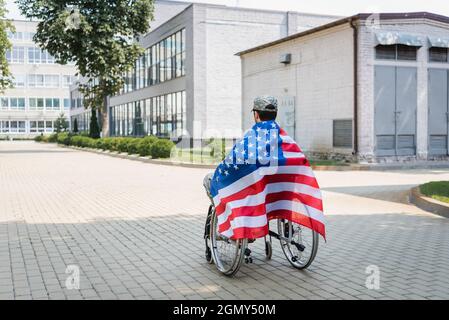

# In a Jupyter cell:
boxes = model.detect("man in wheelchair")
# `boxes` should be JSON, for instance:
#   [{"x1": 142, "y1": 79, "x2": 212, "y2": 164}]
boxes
[{"x1": 203, "y1": 96, "x2": 325, "y2": 276}]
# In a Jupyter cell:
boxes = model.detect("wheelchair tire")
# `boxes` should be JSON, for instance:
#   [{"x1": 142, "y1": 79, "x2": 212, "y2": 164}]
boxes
[
  {"x1": 277, "y1": 219, "x2": 319, "y2": 270},
  {"x1": 209, "y1": 206, "x2": 247, "y2": 276}
]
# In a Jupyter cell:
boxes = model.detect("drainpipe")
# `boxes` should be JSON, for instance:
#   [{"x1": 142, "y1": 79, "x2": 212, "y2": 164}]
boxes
[{"x1": 350, "y1": 19, "x2": 359, "y2": 156}]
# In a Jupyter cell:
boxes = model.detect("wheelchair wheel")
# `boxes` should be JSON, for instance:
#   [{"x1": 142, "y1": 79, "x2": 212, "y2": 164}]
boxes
[
  {"x1": 209, "y1": 207, "x2": 247, "y2": 276},
  {"x1": 277, "y1": 219, "x2": 318, "y2": 269},
  {"x1": 204, "y1": 206, "x2": 214, "y2": 264}
]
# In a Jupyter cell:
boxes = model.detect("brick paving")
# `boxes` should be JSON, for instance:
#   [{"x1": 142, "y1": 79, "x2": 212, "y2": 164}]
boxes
[{"x1": 1, "y1": 141, "x2": 449, "y2": 300}]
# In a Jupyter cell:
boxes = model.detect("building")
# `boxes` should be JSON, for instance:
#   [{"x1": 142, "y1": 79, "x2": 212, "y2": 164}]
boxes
[
  {"x1": 238, "y1": 12, "x2": 449, "y2": 162},
  {"x1": 88, "y1": 0, "x2": 339, "y2": 141},
  {"x1": 0, "y1": 20, "x2": 77, "y2": 138}
]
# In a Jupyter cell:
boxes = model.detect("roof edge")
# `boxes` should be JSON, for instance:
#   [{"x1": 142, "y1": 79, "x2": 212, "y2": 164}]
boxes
[{"x1": 236, "y1": 11, "x2": 449, "y2": 56}]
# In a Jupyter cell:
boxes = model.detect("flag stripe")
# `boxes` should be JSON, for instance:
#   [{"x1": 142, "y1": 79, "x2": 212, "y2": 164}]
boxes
[
  {"x1": 212, "y1": 165, "x2": 316, "y2": 205},
  {"x1": 214, "y1": 173, "x2": 320, "y2": 214}
]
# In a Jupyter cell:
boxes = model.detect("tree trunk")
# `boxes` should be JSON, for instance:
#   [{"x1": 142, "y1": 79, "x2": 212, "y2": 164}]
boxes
[{"x1": 101, "y1": 95, "x2": 109, "y2": 137}]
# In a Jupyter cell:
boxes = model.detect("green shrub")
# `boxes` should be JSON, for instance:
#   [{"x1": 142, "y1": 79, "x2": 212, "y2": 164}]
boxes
[
  {"x1": 150, "y1": 139, "x2": 175, "y2": 159},
  {"x1": 41, "y1": 135, "x2": 49, "y2": 143},
  {"x1": 138, "y1": 136, "x2": 158, "y2": 156},
  {"x1": 94, "y1": 138, "x2": 105, "y2": 149},
  {"x1": 57, "y1": 132, "x2": 71, "y2": 145},
  {"x1": 117, "y1": 137, "x2": 134, "y2": 153},
  {"x1": 34, "y1": 135, "x2": 44, "y2": 142},
  {"x1": 127, "y1": 138, "x2": 141, "y2": 155},
  {"x1": 48, "y1": 133, "x2": 58, "y2": 143},
  {"x1": 73, "y1": 136, "x2": 96, "y2": 148}
]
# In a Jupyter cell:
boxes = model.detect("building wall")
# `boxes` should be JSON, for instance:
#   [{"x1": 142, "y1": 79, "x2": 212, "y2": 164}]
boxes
[
  {"x1": 106, "y1": 2, "x2": 339, "y2": 140},
  {"x1": 241, "y1": 24, "x2": 354, "y2": 155},
  {"x1": 0, "y1": 20, "x2": 77, "y2": 138},
  {"x1": 357, "y1": 18, "x2": 449, "y2": 161},
  {"x1": 200, "y1": 6, "x2": 339, "y2": 139}
]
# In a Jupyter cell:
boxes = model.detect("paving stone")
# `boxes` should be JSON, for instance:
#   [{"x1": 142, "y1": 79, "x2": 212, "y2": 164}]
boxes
[{"x1": 1, "y1": 141, "x2": 449, "y2": 300}]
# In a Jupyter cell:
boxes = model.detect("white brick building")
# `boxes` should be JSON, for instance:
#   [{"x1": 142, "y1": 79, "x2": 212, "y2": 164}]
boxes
[
  {"x1": 98, "y1": 0, "x2": 339, "y2": 140},
  {"x1": 0, "y1": 20, "x2": 77, "y2": 138},
  {"x1": 238, "y1": 12, "x2": 449, "y2": 163}
]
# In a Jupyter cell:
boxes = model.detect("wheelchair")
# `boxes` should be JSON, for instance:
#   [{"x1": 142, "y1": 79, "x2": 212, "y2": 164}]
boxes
[{"x1": 203, "y1": 174, "x2": 319, "y2": 276}]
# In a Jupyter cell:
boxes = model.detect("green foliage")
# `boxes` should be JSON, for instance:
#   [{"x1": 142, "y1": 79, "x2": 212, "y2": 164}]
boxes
[
  {"x1": 57, "y1": 132, "x2": 71, "y2": 145},
  {"x1": 0, "y1": 0, "x2": 14, "y2": 93},
  {"x1": 126, "y1": 138, "x2": 140, "y2": 155},
  {"x1": 116, "y1": 137, "x2": 134, "y2": 153},
  {"x1": 420, "y1": 181, "x2": 449, "y2": 203},
  {"x1": 16, "y1": 0, "x2": 155, "y2": 135},
  {"x1": 48, "y1": 133, "x2": 58, "y2": 143},
  {"x1": 42, "y1": 132, "x2": 173, "y2": 159},
  {"x1": 208, "y1": 138, "x2": 226, "y2": 160},
  {"x1": 89, "y1": 109, "x2": 101, "y2": 138},
  {"x1": 73, "y1": 118, "x2": 79, "y2": 133},
  {"x1": 150, "y1": 139, "x2": 175, "y2": 159},
  {"x1": 138, "y1": 136, "x2": 158, "y2": 156},
  {"x1": 54, "y1": 113, "x2": 69, "y2": 133}
]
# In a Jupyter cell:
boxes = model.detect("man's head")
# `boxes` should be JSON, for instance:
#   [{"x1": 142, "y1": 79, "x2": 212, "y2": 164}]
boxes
[{"x1": 252, "y1": 96, "x2": 278, "y2": 123}]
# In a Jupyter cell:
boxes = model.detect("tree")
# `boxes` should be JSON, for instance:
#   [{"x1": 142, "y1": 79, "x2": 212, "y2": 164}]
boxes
[
  {"x1": 0, "y1": 0, "x2": 14, "y2": 93},
  {"x1": 89, "y1": 108, "x2": 100, "y2": 139},
  {"x1": 54, "y1": 113, "x2": 69, "y2": 133},
  {"x1": 17, "y1": 0, "x2": 154, "y2": 136},
  {"x1": 73, "y1": 118, "x2": 79, "y2": 133}
]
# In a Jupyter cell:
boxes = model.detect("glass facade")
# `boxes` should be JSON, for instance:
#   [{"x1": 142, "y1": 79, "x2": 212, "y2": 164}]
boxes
[
  {"x1": 71, "y1": 111, "x2": 92, "y2": 133},
  {"x1": 119, "y1": 28, "x2": 186, "y2": 94},
  {"x1": 110, "y1": 91, "x2": 186, "y2": 137}
]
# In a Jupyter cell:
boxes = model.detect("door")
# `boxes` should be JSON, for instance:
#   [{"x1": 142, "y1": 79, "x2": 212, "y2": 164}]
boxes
[
  {"x1": 428, "y1": 69, "x2": 448, "y2": 155},
  {"x1": 375, "y1": 66, "x2": 417, "y2": 156}
]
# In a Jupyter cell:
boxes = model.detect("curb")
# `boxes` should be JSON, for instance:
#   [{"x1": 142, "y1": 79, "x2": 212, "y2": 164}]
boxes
[{"x1": 410, "y1": 186, "x2": 449, "y2": 218}]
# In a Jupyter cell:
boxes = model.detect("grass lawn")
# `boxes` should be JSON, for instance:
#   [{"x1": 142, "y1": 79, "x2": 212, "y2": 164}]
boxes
[{"x1": 420, "y1": 181, "x2": 449, "y2": 204}]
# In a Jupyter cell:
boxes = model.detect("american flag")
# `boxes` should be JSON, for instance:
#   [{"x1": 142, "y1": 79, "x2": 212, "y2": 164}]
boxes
[{"x1": 210, "y1": 120, "x2": 325, "y2": 240}]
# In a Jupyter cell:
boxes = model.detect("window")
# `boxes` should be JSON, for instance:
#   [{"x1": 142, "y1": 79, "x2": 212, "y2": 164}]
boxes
[
  {"x1": 4, "y1": 120, "x2": 26, "y2": 133},
  {"x1": 45, "y1": 121, "x2": 53, "y2": 133},
  {"x1": 6, "y1": 46, "x2": 25, "y2": 63},
  {"x1": 9, "y1": 98, "x2": 26, "y2": 111},
  {"x1": 376, "y1": 44, "x2": 418, "y2": 61},
  {"x1": 7, "y1": 31, "x2": 23, "y2": 40},
  {"x1": 64, "y1": 98, "x2": 70, "y2": 109},
  {"x1": 1, "y1": 97, "x2": 9, "y2": 110},
  {"x1": 13, "y1": 74, "x2": 26, "y2": 87},
  {"x1": 28, "y1": 47, "x2": 41, "y2": 63},
  {"x1": 44, "y1": 98, "x2": 60, "y2": 110},
  {"x1": 30, "y1": 121, "x2": 37, "y2": 133},
  {"x1": 63, "y1": 75, "x2": 77, "y2": 88},
  {"x1": 1, "y1": 121, "x2": 10, "y2": 133},
  {"x1": 429, "y1": 47, "x2": 449, "y2": 63},
  {"x1": 333, "y1": 120, "x2": 353, "y2": 148},
  {"x1": 29, "y1": 98, "x2": 45, "y2": 110},
  {"x1": 27, "y1": 47, "x2": 55, "y2": 64},
  {"x1": 44, "y1": 75, "x2": 59, "y2": 88},
  {"x1": 38, "y1": 121, "x2": 45, "y2": 132},
  {"x1": 28, "y1": 74, "x2": 44, "y2": 87},
  {"x1": 28, "y1": 74, "x2": 59, "y2": 88}
]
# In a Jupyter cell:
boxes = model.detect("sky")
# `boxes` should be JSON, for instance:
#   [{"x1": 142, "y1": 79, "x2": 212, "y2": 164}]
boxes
[{"x1": 5, "y1": 0, "x2": 449, "y2": 19}]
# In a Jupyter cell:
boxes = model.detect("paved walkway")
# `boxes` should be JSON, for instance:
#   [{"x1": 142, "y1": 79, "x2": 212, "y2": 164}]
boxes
[{"x1": 1, "y1": 141, "x2": 449, "y2": 300}]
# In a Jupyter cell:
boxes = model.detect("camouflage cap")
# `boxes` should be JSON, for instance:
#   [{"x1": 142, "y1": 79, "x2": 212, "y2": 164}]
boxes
[{"x1": 252, "y1": 96, "x2": 278, "y2": 113}]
